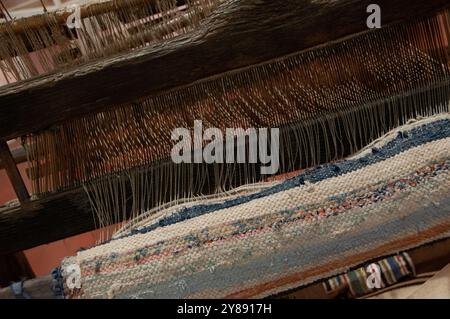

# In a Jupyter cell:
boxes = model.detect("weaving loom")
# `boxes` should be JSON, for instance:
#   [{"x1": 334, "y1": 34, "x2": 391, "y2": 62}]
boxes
[{"x1": 0, "y1": 0, "x2": 449, "y2": 299}]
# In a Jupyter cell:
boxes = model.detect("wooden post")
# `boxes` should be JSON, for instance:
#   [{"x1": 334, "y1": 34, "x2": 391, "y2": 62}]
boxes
[
  {"x1": 0, "y1": 141, "x2": 29, "y2": 204},
  {"x1": 0, "y1": 145, "x2": 27, "y2": 169}
]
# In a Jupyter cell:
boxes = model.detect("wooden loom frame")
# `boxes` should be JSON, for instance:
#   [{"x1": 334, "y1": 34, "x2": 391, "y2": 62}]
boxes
[{"x1": 0, "y1": 0, "x2": 449, "y2": 256}]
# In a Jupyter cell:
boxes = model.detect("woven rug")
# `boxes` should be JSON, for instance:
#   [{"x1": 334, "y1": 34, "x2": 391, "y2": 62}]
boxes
[{"x1": 60, "y1": 114, "x2": 450, "y2": 299}]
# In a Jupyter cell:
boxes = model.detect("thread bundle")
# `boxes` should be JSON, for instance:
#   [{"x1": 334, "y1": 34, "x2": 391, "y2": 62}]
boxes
[{"x1": 0, "y1": 0, "x2": 222, "y2": 82}]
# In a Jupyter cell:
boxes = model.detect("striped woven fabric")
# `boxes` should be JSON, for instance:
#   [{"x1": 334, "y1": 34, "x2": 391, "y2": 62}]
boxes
[
  {"x1": 324, "y1": 252, "x2": 415, "y2": 298},
  {"x1": 60, "y1": 114, "x2": 450, "y2": 299}
]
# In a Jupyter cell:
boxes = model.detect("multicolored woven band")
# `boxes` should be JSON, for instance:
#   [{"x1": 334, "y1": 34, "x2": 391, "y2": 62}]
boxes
[{"x1": 324, "y1": 252, "x2": 415, "y2": 298}]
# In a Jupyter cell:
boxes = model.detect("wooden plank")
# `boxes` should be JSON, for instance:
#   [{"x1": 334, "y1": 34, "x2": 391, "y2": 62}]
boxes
[
  {"x1": 0, "y1": 141, "x2": 29, "y2": 203},
  {"x1": 0, "y1": 187, "x2": 96, "y2": 255},
  {"x1": 0, "y1": 0, "x2": 448, "y2": 141}
]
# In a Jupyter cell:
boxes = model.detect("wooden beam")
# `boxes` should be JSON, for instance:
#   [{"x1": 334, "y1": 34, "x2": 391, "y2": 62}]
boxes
[
  {"x1": 0, "y1": 0, "x2": 448, "y2": 141},
  {"x1": 0, "y1": 187, "x2": 95, "y2": 255},
  {"x1": 0, "y1": 141, "x2": 29, "y2": 203}
]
